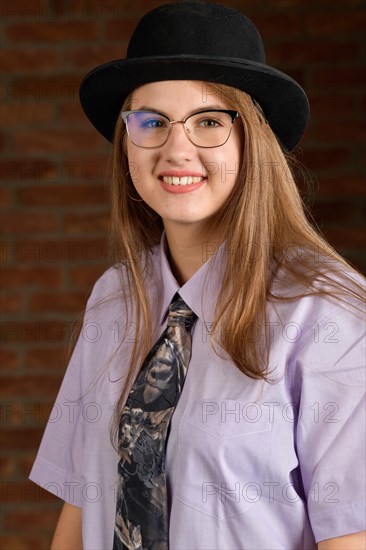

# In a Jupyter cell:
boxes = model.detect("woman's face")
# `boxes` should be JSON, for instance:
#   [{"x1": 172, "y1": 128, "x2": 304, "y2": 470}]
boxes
[{"x1": 126, "y1": 80, "x2": 243, "y2": 237}]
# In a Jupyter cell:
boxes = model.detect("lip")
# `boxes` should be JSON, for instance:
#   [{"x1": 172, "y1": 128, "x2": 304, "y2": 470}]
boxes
[{"x1": 159, "y1": 176, "x2": 207, "y2": 194}]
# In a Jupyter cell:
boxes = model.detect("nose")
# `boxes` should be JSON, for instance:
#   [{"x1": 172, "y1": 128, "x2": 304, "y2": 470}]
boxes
[{"x1": 161, "y1": 121, "x2": 196, "y2": 162}]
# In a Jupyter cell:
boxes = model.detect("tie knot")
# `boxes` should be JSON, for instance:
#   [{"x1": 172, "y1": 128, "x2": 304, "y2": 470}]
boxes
[{"x1": 167, "y1": 296, "x2": 196, "y2": 329}]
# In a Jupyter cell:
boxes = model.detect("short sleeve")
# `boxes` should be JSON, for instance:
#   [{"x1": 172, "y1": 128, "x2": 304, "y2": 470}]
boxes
[{"x1": 294, "y1": 302, "x2": 366, "y2": 542}]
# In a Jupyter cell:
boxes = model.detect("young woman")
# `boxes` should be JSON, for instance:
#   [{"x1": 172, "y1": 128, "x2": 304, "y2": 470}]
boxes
[{"x1": 29, "y1": 2, "x2": 365, "y2": 549}]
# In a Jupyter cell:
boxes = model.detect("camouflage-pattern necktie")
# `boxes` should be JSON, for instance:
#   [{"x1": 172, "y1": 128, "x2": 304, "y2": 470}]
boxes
[{"x1": 113, "y1": 295, "x2": 197, "y2": 550}]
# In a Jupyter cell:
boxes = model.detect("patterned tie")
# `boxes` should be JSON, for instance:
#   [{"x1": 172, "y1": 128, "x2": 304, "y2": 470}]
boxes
[{"x1": 113, "y1": 295, "x2": 197, "y2": 550}]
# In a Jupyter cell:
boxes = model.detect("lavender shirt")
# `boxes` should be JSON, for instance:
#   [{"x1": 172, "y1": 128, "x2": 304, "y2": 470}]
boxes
[{"x1": 29, "y1": 238, "x2": 366, "y2": 549}]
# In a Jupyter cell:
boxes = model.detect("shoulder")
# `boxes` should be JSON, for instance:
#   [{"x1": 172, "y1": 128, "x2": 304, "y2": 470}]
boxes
[
  {"x1": 86, "y1": 264, "x2": 124, "y2": 307},
  {"x1": 268, "y1": 258, "x2": 365, "y2": 374},
  {"x1": 270, "y1": 251, "x2": 365, "y2": 315},
  {"x1": 86, "y1": 245, "x2": 161, "y2": 310}
]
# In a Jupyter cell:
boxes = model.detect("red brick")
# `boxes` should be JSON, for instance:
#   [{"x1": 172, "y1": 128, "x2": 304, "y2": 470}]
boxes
[
  {"x1": 1, "y1": 399, "x2": 59, "y2": 429},
  {"x1": 0, "y1": 293, "x2": 23, "y2": 314},
  {"x1": 138, "y1": 0, "x2": 183, "y2": 12},
  {"x1": 0, "y1": 427, "x2": 46, "y2": 451},
  {"x1": 70, "y1": 264, "x2": 109, "y2": 287},
  {"x1": 0, "y1": 187, "x2": 12, "y2": 208},
  {"x1": 0, "y1": 535, "x2": 50, "y2": 550},
  {"x1": 0, "y1": 102, "x2": 55, "y2": 126},
  {"x1": 0, "y1": 321, "x2": 69, "y2": 345},
  {"x1": 0, "y1": 1, "x2": 48, "y2": 20},
  {"x1": 256, "y1": 0, "x2": 304, "y2": 5},
  {"x1": 1, "y1": 400, "x2": 57, "y2": 427},
  {"x1": 107, "y1": 20, "x2": 138, "y2": 41},
  {"x1": 1, "y1": 481, "x2": 59, "y2": 505},
  {"x1": 26, "y1": 347, "x2": 67, "y2": 370},
  {"x1": 0, "y1": 457, "x2": 16, "y2": 480},
  {"x1": 311, "y1": 200, "x2": 357, "y2": 225},
  {"x1": 324, "y1": 227, "x2": 365, "y2": 249},
  {"x1": 7, "y1": 22, "x2": 99, "y2": 43},
  {"x1": 315, "y1": 119, "x2": 365, "y2": 142},
  {"x1": 0, "y1": 348, "x2": 19, "y2": 370},
  {"x1": 304, "y1": 0, "x2": 364, "y2": 3},
  {"x1": 136, "y1": 0, "x2": 165, "y2": 7},
  {"x1": 1, "y1": 212, "x2": 58, "y2": 234},
  {"x1": 20, "y1": 453, "x2": 37, "y2": 477},
  {"x1": 13, "y1": 129, "x2": 105, "y2": 154},
  {"x1": 250, "y1": 13, "x2": 301, "y2": 37},
  {"x1": 29, "y1": 292, "x2": 87, "y2": 314},
  {"x1": 3, "y1": 75, "x2": 81, "y2": 103},
  {"x1": 50, "y1": 0, "x2": 95, "y2": 17},
  {"x1": 66, "y1": 44, "x2": 125, "y2": 69},
  {"x1": 106, "y1": 0, "x2": 143, "y2": 15},
  {"x1": 4, "y1": 506, "x2": 60, "y2": 530},
  {"x1": 61, "y1": 157, "x2": 110, "y2": 183},
  {"x1": 58, "y1": 101, "x2": 90, "y2": 125},
  {"x1": 5, "y1": 238, "x2": 108, "y2": 264},
  {"x1": 51, "y1": 0, "x2": 140, "y2": 18},
  {"x1": 18, "y1": 184, "x2": 107, "y2": 206},
  {"x1": 0, "y1": 49, "x2": 61, "y2": 74},
  {"x1": 64, "y1": 211, "x2": 109, "y2": 234},
  {"x1": 313, "y1": 67, "x2": 365, "y2": 89},
  {"x1": 316, "y1": 175, "x2": 366, "y2": 198},
  {"x1": 0, "y1": 132, "x2": 7, "y2": 154},
  {"x1": 308, "y1": 94, "x2": 361, "y2": 119},
  {"x1": 305, "y1": 9, "x2": 366, "y2": 35},
  {"x1": 1, "y1": 159, "x2": 60, "y2": 183},
  {"x1": 1, "y1": 400, "x2": 22, "y2": 426},
  {"x1": 301, "y1": 147, "x2": 350, "y2": 172},
  {"x1": 22, "y1": 156, "x2": 113, "y2": 186},
  {"x1": 0, "y1": 267, "x2": 62, "y2": 289},
  {"x1": 0, "y1": 376, "x2": 62, "y2": 399},
  {"x1": 270, "y1": 41, "x2": 359, "y2": 65}
]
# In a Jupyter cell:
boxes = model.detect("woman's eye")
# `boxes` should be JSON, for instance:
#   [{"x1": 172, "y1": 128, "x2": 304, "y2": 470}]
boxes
[
  {"x1": 141, "y1": 119, "x2": 165, "y2": 129},
  {"x1": 199, "y1": 118, "x2": 221, "y2": 128}
]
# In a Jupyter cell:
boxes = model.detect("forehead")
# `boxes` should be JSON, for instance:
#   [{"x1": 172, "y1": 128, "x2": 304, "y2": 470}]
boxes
[{"x1": 129, "y1": 80, "x2": 230, "y2": 112}]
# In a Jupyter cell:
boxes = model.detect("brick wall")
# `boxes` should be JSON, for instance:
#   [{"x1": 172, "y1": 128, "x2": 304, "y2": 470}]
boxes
[{"x1": 1, "y1": 0, "x2": 365, "y2": 547}]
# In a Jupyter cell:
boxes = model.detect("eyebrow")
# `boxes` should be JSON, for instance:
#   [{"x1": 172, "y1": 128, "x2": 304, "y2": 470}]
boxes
[{"x1": 136, "y1": 105, "x2": 230, "y2": 118}]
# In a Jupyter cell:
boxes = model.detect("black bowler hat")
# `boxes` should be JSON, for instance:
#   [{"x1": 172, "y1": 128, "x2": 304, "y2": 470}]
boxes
[{"x1": 79, "y1": 1, "x2": 309, "y2": 150}]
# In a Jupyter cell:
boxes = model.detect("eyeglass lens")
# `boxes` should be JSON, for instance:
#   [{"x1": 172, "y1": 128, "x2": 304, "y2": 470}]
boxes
[{"x1": 125, "y1": 111, "x2": 235, "y2": 148}]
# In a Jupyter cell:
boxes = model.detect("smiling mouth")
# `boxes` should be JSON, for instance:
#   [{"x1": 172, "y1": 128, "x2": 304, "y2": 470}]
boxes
[{"x1": 161, "y1": 176, "x2": 206, "y2": 186}]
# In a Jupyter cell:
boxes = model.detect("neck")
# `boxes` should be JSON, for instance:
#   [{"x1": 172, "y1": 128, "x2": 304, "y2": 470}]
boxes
[{"x1": 163, "y1": 222, "x2": 221, "y2": 285}]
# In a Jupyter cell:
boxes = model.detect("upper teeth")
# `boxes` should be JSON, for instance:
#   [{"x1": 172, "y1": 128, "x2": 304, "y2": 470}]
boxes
[{"x1": 162, "y1": 176, "x2": 204, "y2": 186}]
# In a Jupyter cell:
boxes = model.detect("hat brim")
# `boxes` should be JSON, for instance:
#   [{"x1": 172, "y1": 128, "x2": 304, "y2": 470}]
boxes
[{"x1": 79, "y1": 55, "x2": 309, "y2": 150}]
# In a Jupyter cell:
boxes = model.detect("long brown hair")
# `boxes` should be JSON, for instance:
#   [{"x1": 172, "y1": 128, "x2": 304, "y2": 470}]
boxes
[{"x1": 108, "y1": 82, "x2": 365, "y2": 444}]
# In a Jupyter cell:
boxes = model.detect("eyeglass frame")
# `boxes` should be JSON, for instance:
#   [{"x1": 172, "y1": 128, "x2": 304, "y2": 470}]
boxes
[{"x1": 120, "y1": 109, "x2": 239, "y2": 149}]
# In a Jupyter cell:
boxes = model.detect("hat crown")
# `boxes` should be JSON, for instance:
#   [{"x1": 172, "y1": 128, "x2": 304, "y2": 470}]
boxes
[
  {"x1": 80, "y1": 1, "x2": 309, "y2": 149},
  {"x1": 127, "y1": 1, "x2": 266, "y2": 63}
]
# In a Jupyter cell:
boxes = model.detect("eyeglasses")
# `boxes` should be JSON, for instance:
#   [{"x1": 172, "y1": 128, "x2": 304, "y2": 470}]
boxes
[{"x1": 120, "y1": 109, "x2": 239, "y2": 148}]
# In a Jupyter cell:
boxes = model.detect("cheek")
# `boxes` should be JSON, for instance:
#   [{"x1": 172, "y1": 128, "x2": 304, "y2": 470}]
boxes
[
  {"x1": 224, "y1": 141, "x2": 242, "y2": 183},
  {"x1": 126, "y1": 146, "x2": 158, "y2": 187},
  {"x1": 127, "y1": 154, "x2": 147, "y2": 192},
  {"x1": 204, "y1": 149, "x2": 241, "y2": 186}
]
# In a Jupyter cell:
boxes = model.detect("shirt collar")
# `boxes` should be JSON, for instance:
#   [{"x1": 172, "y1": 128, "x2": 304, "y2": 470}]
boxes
[{"x1": 156, "y1": 232, "x2": 226, "y2": 325}]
